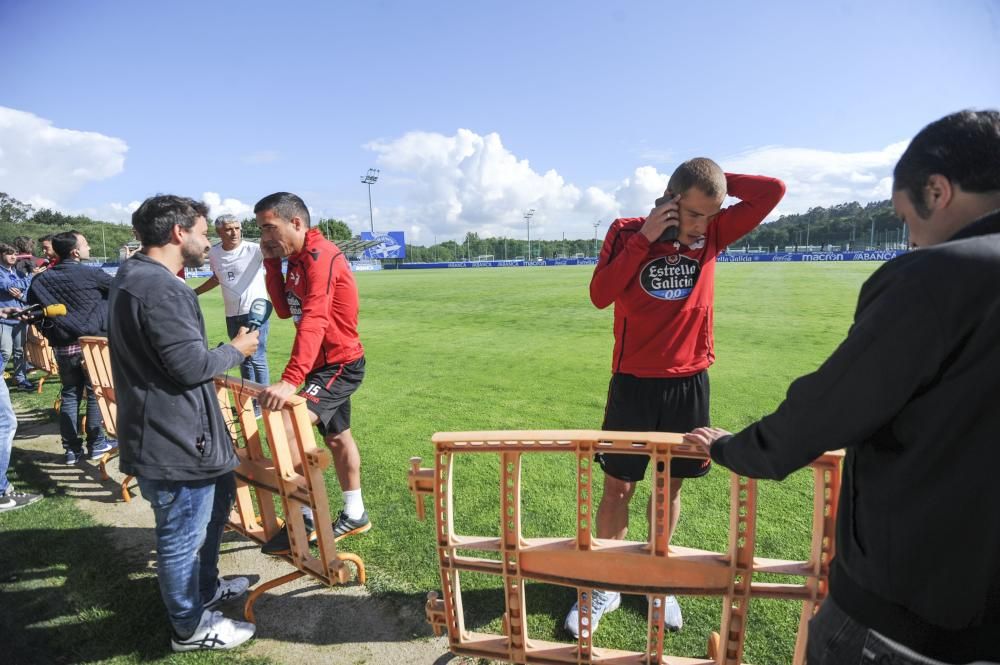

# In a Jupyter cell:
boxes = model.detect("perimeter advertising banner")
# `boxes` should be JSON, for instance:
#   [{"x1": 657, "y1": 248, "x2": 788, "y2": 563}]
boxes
[{"x1": 360, "y1": 231, "x2": 406, "y2": 259}]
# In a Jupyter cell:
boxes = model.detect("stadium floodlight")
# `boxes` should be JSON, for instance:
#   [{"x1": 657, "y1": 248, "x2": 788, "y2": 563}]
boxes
[
  {"x1": 593, "y1": 220, "x2": 601, "y2": 257},
  {"x1": 524, "y1": 209, "x2": 535, "y2": 262},
  {"x1": 360, "y1": 168, "x2": 380, "y2": 233}
]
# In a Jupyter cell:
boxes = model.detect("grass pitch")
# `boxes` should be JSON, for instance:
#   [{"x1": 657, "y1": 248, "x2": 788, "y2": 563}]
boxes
[{"x1": 4, "y1": 262, "x2": 879, "y2": 664}]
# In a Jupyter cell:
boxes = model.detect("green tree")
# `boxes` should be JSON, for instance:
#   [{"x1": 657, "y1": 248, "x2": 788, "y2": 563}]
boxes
[
  {"x1": 317, "y1": 218, "x2": 352, "y2": 242},
  {"x1": 0, "y1": 192, "x2": 34, "y2": 225}
]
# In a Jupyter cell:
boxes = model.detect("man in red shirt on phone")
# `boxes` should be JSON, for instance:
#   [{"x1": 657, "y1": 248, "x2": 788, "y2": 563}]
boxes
[{"x1": 565, "y1": 158, "x2": 785, "y2": 638}]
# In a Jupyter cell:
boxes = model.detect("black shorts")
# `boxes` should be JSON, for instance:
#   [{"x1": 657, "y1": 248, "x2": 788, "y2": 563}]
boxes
[
  {"x1": 595, "y1": 371, "x2": 711, "y2": 482},
  {"x1": 299, "y1": 357, "x2": 365, "y2": 436}
]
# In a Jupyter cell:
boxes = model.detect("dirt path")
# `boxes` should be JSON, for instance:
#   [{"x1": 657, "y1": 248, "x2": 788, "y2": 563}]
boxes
[{"x1": 14, "y1": 408, "x2": 462, "y2": 665}]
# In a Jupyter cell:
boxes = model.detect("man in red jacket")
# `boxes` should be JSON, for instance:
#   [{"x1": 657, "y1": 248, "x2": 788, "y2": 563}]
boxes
[
  {"x1": 565, "y1": 158, "x2": 785, "y2": 638},
  {"x1": 254, "y1": 192, "x2": 370, "y2": 555}
]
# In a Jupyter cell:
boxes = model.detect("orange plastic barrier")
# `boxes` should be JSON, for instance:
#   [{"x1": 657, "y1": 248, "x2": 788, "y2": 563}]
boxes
[
  {"x1": 79, "y1": 336, "x2": 132, "y2": 499},
  {"x1": 23, "y1": 323, "x2": 59, "y2": 394},
  {"x1": 409, "y1": 430, "x2": 842, "y2": 665},
  {"x1": 214, "y1": 375, "x2": 366, "y2": 621}
]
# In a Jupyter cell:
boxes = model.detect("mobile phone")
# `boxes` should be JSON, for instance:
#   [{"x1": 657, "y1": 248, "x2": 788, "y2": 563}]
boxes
[{"x1": 654, "y1": 193, "x2": 679, "y2": 242}]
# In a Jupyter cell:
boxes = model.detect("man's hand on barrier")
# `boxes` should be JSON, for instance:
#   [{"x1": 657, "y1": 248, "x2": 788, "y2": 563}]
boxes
[
  {"x1": 259, "y1": 380, "x2": 298, "y2": 411},
  {"x1": 231, "y1": 326, "x2": 260, "y2": 358},
  {"x1": 683, "y1": 426, "x2": 732, "y2": 454}
]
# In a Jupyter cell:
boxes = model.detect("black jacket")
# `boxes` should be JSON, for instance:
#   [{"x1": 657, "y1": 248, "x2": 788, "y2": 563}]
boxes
[
  {"x1": 710, "y1": 209, "x2": 1000, "y2": 663},
  {"x1": 108, "y1": 253, "x2": 244, "y2": 481},
  {"x1": 26, "y1": 260, "x2": 112, "y2": 346}
]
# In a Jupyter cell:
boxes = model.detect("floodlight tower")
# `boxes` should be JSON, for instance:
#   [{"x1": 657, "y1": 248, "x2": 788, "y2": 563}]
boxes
[
  {"x1": 593, "y1": 220, "x2": 601, "y2": 257},
  {"x1": 360, "y1": 168, "x2": 380, "y2": 233},
  {"x1": 524, "y1": 208, "x2": 535, "y2": 262}
]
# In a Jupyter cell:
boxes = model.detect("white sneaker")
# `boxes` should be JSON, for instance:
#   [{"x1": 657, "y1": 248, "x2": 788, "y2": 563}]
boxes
[
  {"x1": 564, "y1": 589, "x2": 621, "y2": 639},
  {"x1": 171, "y1": 610, "x2": 255, "y2": 652},
  {"x1": 204, "y1": 576, "x2": 251, "y2": 610},
  {"x1": 657, "y1": 595, "x2": 683, "y2": 631}
]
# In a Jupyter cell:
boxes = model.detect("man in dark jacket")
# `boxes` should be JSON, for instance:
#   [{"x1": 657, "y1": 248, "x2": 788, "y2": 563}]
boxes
[
  {"x1": 27, "y1": 230, "x2": 115, "y2": 464},
  {"x1": 686, "y1": 110, "x2": 1000, "y2": 664},
  {"x1": 109, "y1": 195, "x2": 259, "y2": 652}
]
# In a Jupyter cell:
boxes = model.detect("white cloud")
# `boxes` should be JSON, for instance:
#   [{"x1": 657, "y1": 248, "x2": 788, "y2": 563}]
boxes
[
  {"x1": 365, "y1": 129, "x2": 627, "y2": 243},
  {"x1": 0, "y1": 106, "x2": 128, "y2": 209},
  {"x1": 202, "y1": 192, "x2": 253, "y2": 220},
  {"x1": 365, "y1": 127, "x2": 909, "y2": 243},
  {"x1": 721, "y1": 141, "x2": 908, "y2": 219},
  {"x1": 74, "y1": 200, "x2": 142, "y2": 224}
]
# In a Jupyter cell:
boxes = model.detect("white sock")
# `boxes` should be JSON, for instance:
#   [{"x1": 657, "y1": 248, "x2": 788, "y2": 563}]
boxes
[
  {"x1": 301, "y1": 506, "x2": 314, "y2": 525},
  {"x1": 343, "y1": 489, "x2": 365, "y2": 520}
]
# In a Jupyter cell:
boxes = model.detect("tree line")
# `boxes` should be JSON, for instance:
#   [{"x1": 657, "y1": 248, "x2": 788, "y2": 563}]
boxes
[{"x1": 1, "y1": 191, "x2": 907, "y2": 263}]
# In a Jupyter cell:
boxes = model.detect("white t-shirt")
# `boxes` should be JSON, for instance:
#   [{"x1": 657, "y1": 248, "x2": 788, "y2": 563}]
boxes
[{"x1": 207, "y1": 241, "x2": 269, "y2": 317}]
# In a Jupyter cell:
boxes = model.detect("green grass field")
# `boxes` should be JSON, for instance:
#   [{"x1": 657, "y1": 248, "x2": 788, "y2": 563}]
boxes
[{"x1": 2, "y1": 262, "x2": 879, "y2": 664}]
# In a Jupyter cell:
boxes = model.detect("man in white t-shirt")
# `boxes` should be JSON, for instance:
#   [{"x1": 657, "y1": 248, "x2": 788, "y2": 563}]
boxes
[{"x1": 195, "y1": 215, "x2": 271, "y2": 394}]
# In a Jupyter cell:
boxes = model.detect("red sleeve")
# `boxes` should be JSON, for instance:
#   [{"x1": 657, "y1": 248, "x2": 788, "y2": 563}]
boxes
[
  {"x1": 281, "y1": 252, "x2": 337, "y2": 387},
  {"x1": 589, "y1": 219, "x2": 650, "y2": 309},
  {"x1": 713, "y1": 173, "x2": 786, "y2": 249},
  {"x1": 263, "y1": 258, "x2": 291, "y2": 318}
]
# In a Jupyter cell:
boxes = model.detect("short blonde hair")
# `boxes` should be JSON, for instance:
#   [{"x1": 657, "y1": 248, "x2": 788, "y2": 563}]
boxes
[{"x1": 667, "y1": 157, "x2": 727, "y2": 200}]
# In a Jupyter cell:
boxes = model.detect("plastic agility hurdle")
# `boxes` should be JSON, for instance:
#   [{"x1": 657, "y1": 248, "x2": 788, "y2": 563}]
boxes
[
  {"x1": 79, "y1": 336, "x2": 133, "y2": 500},
  {"x1": 214, "y1": 375, "x2": 366, "y2": 621},
  {"x1": 408, "y1": 430, "x2": 842, "y2": 665},
  {"x1": 24, "y1": 323, "x2": 59, "y2": 395}
]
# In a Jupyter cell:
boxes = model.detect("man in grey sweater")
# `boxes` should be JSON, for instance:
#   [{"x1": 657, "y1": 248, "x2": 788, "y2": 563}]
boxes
[{"x1": 109, "y1": 195, "x2": 259, "y2": 652}]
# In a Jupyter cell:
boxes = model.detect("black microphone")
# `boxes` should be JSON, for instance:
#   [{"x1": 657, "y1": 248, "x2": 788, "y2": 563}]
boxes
[{"x1": 245, "y1": 298, "x2": 272, "y2": 332}]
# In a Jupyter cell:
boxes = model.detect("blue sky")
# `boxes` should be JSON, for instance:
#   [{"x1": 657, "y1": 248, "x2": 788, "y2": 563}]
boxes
[{"x1": 2, "y1": 0, "x2": 998, "y2": 243}]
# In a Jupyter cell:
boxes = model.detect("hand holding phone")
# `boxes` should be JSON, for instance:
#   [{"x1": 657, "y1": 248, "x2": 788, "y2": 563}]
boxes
[{"x1": 639, "y1": 192, "x2": 682, "y2": 244}]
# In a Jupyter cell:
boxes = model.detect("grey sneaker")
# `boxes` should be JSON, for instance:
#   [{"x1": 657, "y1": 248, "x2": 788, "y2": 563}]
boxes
[
  {"x1": 564, "y1": 589, "x2": 621, "y2": 639},
  {"x1": 65, "y1": 448, "x2": 85, "y2": 465},
  {"x1": 332, "y1": 510, "x2": 371, "y2": 541},
  {"x1": 88, "y1": 439, "x2": 118, "y2": 459},
  {"x1": 171, "y1": 610, "x2": 255, "y2": 652},
  {"x1": 204, "y1": 577, "x2": 251, "y2": 610},
  {"x1": 0, "y1": 486, "x2": 42, "y2": 512}
]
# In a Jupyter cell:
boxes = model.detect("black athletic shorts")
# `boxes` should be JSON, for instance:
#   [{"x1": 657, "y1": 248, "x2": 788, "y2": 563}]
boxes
[
  {"x1": 298, "y1": 356, "x2": 366, "y2": 436},
  {"x1": 595, "y1": 371, "x2": 711, "y2": 482}
]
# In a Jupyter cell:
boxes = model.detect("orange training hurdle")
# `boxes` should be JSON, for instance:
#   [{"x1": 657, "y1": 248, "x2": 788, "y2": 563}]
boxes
[
  {"x1": 214, "y1": 375, "x2": 366, "y2": 621},
  {"x1": 409, "y1": 430, "x2": 842, "y2": 665}
]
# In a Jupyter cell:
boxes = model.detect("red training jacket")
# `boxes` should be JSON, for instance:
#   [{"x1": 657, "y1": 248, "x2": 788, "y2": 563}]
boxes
[
  {"x1": 591, "y1": 173, "x2": 785, "y2": 378},
  {"x1": 264, "y1": 228, "x2": 364, "y2": 386}
]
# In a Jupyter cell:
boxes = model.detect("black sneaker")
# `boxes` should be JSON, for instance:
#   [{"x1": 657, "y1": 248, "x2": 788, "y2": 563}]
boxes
[
  {"x1": 332, "y1": 510, "x2": 371, "y2": 541},
  {"x1": 260, "y1": 517, "x2": 316, "y2": 556}
]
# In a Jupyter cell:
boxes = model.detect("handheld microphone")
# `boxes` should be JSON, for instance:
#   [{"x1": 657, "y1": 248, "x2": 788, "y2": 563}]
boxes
[
  {"x1": 20, "y1": 303, "x2": 67, "y2": 321},
  {"x1": 245, "y1": 299, "x2": 272, "y2": 332}
]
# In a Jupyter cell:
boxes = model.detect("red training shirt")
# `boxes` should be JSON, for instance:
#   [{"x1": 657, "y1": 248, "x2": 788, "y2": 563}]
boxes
[
  {"x1": 264, "y1": 228, "x2": 364, "y2": 386},
  {"x1": 591, "y1": 173, "x2": 785, "y2": 378}
]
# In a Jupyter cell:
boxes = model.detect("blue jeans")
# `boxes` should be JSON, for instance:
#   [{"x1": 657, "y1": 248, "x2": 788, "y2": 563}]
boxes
[
  {"x1": 137, "y1": 472, "x2": 236, "y2": 636},
  {"x1": 807, "y1": 597, "x2": 997, "y2": 664},
  {"x1": 225, "y1": 315, "x2": 270, "y2": 386},
  {"x1": 0, "y1": 378, "x2": 16, "y2": 494},
  {"x1": 0, "y1": 322, "x2": 29, "y2": 384},
  {"x1": 55, "y1": 352, "x2": 108, "y2": 453}
]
